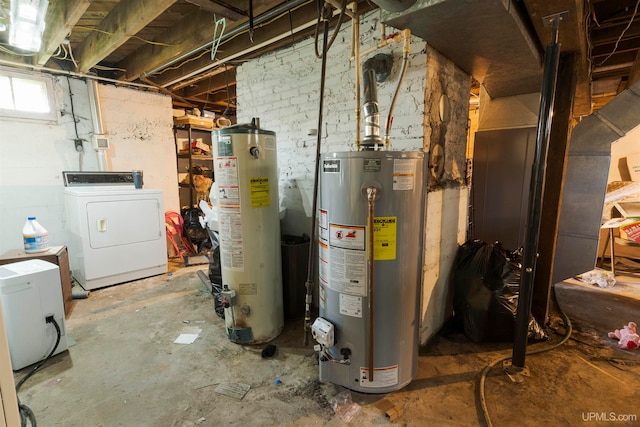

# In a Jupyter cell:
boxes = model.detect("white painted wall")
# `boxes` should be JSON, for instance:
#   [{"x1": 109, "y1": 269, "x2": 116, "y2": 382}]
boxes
[
  {"x1": 237, "y1": 13, "x2": 428, "y2": 238},
  {"x1": 237, "y1": 11, "x2": 470, "y2": 344},
  {"x1": 0, "y1": 71, "x2": 178, "y2": 255}
]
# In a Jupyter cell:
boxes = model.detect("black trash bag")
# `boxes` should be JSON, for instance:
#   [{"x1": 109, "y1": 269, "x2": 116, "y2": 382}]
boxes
[
  {"x1": 452, "y1": 240, "x2": 547, "y2": 343},
  {"x1": 182, "y1": 208, "x2": 209, "y2": 250},
  {"x1": 207, "y1": 228, "x2": 224, "y2": 319}
]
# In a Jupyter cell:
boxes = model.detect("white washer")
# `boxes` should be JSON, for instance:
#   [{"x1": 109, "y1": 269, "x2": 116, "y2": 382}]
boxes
[{"x1": 63, "y1": 172, "x2": 167, "y2": 290}]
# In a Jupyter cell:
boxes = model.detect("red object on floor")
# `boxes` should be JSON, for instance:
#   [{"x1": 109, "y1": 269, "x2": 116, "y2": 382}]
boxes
[{"x1": 165, "y1": 211, "x2": 194, "y2": 259}]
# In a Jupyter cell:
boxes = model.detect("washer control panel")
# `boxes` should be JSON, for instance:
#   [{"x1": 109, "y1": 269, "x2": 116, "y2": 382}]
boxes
[{"x1": 63, "y1": 171, "x2": 135, "y2": 186}]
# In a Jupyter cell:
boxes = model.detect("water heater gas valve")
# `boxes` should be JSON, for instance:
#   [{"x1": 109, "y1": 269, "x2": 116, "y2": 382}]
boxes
[
  {"x1": 220, "y1": 289, "x2": 237, "y2": 308},
  {"x1": 311, "y1": 317, "x2": 335, "y2": 347}
]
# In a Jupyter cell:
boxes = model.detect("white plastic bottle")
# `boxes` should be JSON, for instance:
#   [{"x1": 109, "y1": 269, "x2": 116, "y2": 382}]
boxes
[{"x1": 23, "y1": 217, "x2": 49, "y2": 253}]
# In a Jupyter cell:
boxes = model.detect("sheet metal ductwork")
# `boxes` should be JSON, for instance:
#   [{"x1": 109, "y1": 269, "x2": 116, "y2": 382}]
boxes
[
  {"x1": 370, "y1": 0, "x2": 417, "y2": 12},
  {"x1": 378, "y1": 0, "x2": 543, "y2": 98},
  {"x1": 362, "y1": 54, "x2": 393, "y2": 149},
  {"x1": 553, "y1": 81, "x2": 640, "y2": 283}
]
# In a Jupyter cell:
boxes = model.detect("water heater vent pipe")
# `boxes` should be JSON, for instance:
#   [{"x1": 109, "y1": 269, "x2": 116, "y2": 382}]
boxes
[
  {"x1": 361, "y1": 54, "x2": 392, "y2": 149},
  {"x1": 360, "y1": 27, "x2": 410, "y2": 151}
]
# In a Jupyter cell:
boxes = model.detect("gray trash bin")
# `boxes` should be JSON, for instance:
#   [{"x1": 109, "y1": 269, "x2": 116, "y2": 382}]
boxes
[{"x1": 281, "y1": 234, "x2": 310, "y2": 319}]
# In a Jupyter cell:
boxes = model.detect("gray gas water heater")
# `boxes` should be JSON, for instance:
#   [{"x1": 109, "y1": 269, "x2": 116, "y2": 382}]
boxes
[{"x1": 312, "y1": 49, "x2": 425, "y2": 393}]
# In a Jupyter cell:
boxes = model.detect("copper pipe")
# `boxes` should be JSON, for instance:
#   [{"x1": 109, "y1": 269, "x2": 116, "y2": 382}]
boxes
[
  {"x1": 367, "y1": 186, "x2": 377, "y2": 381},
  {"x1": 384, "y1": 29, "x2": 411, "y2": 150}
]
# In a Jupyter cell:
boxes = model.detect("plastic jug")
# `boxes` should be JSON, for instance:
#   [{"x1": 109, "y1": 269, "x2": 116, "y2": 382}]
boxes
[{"x1": 23, "y1": 217, "x2": 49, "y2": 253}]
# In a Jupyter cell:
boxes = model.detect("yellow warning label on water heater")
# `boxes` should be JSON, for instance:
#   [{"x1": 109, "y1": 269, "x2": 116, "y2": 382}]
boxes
[
  {"x1": 373, "y1": 216, "x2": 397, "y2": 260},
  {"x1": 249, "y1": 177, "x2": 270, "y2": 208}
]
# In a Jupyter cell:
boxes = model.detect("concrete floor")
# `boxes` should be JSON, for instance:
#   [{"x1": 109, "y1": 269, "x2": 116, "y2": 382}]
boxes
[{"x1": 15, "y1": 263, "x2": 640, "y2": 426}]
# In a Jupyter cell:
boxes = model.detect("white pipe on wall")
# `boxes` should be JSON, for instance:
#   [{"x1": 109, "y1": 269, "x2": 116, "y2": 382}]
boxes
[
  {"x1": 86, "y1": 79, "x2": 110, "y2": 171},
  {"x1": 87, "y1": 80, "x2": 105, "y2": 135}
]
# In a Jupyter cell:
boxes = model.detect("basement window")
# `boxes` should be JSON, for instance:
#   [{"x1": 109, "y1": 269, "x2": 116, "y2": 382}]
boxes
[{"x1": 0, "y1": 67, "x2": 57, "y2": 122}]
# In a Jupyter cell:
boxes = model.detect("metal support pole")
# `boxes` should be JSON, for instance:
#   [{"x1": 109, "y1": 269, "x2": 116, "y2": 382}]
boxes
[
  {"x1": 511, "y1": 13, "x2": 564, "y2": 369},
  {"x1": 303, "y1": 4, "x2": 331, "y2": 346}
]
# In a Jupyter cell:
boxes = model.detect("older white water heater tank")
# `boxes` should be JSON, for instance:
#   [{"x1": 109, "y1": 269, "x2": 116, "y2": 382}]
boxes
[
  {"x1": 315, "y1": 150, "x2": 424, "y2": 393},
  {"x1": 212, "y1": 119, "x2": 283, "y2": 344}
]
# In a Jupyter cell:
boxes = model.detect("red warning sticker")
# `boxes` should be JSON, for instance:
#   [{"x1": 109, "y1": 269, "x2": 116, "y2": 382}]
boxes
[{"x1": 329, "y1": 224, "x2": 365, "y2": 250}]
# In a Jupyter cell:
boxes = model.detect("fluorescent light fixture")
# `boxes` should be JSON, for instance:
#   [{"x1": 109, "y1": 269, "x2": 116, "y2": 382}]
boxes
[{"x1": 9, "y1": 0, "x2": 48, "y2": 52}]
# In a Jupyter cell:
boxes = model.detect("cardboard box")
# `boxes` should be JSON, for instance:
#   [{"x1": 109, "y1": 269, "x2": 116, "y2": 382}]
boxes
[
  {"x1": 0, "y1": 246, "x2": 73, "y2": 318},
  {"x1": 620, "y1": 220, "x2": 640, "y2": 243},
  {"x1": 173, "y1": 115, "x2": 215, "y2": 128},
  {"x1": 627, "y1": 152, "x2": 640, "y2": 181}
]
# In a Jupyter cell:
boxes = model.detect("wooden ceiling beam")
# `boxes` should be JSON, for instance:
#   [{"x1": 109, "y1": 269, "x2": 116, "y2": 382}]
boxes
[
  {"x1": 592, "y1": 63, "x2": 633, "y2": 79},
  {"x1": 591, "y1": 37, "x2": 640, "y2": 56},
  {"x1": 629, "y1": 49, "x2": 640, "y2": 85},
  {"x1": 183, "y1": 0, "x2": 246, "y2": 20},
  {"x1": 593, "y1": 50, "x2": 638, "y2": 68},
  {"x1": 74, "y1": 0, "x2": 177, "y2": 73},
  {"x1": 186, "y1": 87, "x2": 237, "y2": 105},
  {"x1": 522, "y1": 0, "x2": 592, "y2": 116},
  {"x1": 116, "y1": 0, "x2": 282, "y2": 82},
  {"x1": 180, "y1": 69, "x2": 236, "y2": 98},
  {"x1": 590, "y1": 22, "x2": 640, "y2": 45},
  {"x1": 152, "y1": 0, "x2": 320, "y2": 88},
  {"x1": 590, "y1": 0, "x2": 639, "y2": 23},
  {"x1": 184, "y1": 97, "x2": 237, "y2": 109},
  {"x1": 37, "y1": 0, "x2": 91, "y2": 66}
]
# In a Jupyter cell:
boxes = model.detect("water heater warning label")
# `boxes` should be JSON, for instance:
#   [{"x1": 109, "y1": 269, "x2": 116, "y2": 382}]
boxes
[
  {"x1": 217, "y1": 137, "x2": 233, "y2": 156},
  {"x1": 319, "y1": 240, "x2": 329, "y2": 287},
  {"x1": 339, "y1": 293, "x2": 362, "y2": 318},
  {"x1": 329, "y1": 224, "x2": 365, "y2": 250},
  {"x1": 363, "y1": 158, "x2": 381, "y2": 172},
  {"x1": 328, "y1": 223, "x2": 366, "y2": 295},
  {"x1": 393, "y1": 159, "x2": 416, "y2": 190},
  {"x1": 329, "y1": 246, "x2": 366, "y2": 296},
  {"x1": 360, "y1": 365, "x2": 399, "y2": 388},
  {"x1": 218, "y1": 208, "x2": 244, "y2": 271},
  {"x1": 323, "y1": 159, "x2": 341, "y2": 173},
  {"x1": 373, "y1": 216, "x2": 397, "y2": 260},
  {"x1": 249, "y1": 177, "x2": 270, "y2": 208},
  {"x1": 216, "y1": 156, "x2": 240, "y2": 203}
]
